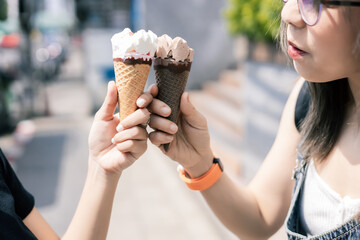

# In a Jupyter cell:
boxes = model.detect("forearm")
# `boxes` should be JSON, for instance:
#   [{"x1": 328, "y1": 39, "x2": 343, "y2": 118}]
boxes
[
  {"x1": 62, "y1": 161, "x2": 120, "y2": 240},
  {"x1": 186, "y1": 156, "x2": 274, "y2": 239},
  {"x1": 199, "y1": 173, "x2": 276, "y2": 239},
  {"x1": 201, "y1": 78, "x2": 303, "y2": 238}
]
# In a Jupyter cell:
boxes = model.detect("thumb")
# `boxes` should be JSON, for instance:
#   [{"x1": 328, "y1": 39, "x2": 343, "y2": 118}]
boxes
[
  {"x1": 96, "y1": 81, "x2": 118, "y2": 121},
  {"x1": 180, "y1": 92, "x2": 207, "y2": 129}
]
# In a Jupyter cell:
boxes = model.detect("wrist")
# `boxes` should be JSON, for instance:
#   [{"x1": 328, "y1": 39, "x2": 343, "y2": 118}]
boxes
[
  {"x1": 178, "y1": 157, "x2": 224, "y2": 191},
  {"x1": 88, "y1": 157, "x2": 122, "y2": 185},
  {"x1": 183, "y1": 153, "x2": 214, "y2": 178}
]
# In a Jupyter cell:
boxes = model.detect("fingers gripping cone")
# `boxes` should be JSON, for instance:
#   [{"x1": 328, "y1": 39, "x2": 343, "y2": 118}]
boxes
[{"x1": 113, "y1": 61, "x2": 150, "y2": 121}]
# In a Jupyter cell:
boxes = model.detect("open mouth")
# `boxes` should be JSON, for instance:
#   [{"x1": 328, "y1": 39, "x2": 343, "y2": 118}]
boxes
[{"x1": 288, "y1": 41, "x2": 307, "y2": 59}]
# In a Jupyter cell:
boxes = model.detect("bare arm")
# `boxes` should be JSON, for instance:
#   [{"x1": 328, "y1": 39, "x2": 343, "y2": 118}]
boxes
[
  {"x1": 23, "y1": 208, "x2": 60, "y2": 240},
  {"x1": 149, "y1": 78, "x2": 305, "y2": 239},
  {"x1": 201, "y1": 78, "x2": 304, "y2": 238},
  {"x1": 23, "y1": 81, "x2": 152, "y2": 240}
]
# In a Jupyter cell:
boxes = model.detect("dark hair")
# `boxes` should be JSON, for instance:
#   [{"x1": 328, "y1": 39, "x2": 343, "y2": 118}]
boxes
[
  {"x1": 300, "y1": 80, "x2": 352, "y2": 161},
  {"x1": 280, "y1": 22, "x2": 353, "y2": 161}
]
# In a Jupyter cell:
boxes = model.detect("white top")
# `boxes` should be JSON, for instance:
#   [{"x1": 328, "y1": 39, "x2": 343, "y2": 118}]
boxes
[{"x1": 299, "y1": 160, "x2": 360, "y2": 236}]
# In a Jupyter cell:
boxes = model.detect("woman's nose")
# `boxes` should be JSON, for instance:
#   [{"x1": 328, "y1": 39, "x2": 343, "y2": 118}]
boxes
[{"x1": 281, "y1": 0, "x2": 306, "y2": 28}]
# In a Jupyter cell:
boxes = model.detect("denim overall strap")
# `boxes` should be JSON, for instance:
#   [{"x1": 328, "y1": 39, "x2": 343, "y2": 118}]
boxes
[
  {"x1": 285, "y1": 152, "x2": 360, "y2": 239},
  {"x1": 285, "y1": 151, "x2": 309, "y2": 239}
]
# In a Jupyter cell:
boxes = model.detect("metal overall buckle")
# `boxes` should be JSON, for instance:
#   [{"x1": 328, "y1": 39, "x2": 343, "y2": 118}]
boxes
[{"x1": 292, "y1": 150, "x2": 306, "y2": 180}]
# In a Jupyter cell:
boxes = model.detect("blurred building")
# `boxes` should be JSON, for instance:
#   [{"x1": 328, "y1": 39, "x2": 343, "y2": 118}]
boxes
[
  {"x1": 75, "y1": 0, "x2": 130, "y2": 29},
  {"x1": 145, "y1": 0, "x2": 236, "y2": 89}
]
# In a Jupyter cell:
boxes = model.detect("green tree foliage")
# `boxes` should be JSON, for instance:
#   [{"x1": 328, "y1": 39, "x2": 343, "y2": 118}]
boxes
[
  {"x1": 0, "y1": 0, "x2": 8, "y2": 21},
  {"x1": 224, "y1": 0, "x2": 282, "y2": 42}
]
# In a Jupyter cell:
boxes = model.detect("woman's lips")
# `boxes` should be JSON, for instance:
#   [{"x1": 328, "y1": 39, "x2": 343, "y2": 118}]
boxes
[{"x1": 287, "y1": 41, "x2": 307, "y2": 59}]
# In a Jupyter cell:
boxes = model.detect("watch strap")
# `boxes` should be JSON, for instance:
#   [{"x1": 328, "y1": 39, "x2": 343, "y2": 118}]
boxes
[{"x1": 178, "y1": 158, "x2": 224, "y2": 191}]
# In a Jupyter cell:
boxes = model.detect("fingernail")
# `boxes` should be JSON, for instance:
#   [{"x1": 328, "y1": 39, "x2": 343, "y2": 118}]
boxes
[
  {"x1": 166, "y1": 135, "x2": 173, "y2": 141},
  {"x1": 137, "y1": 98, "x2": 146, "y2": 107},
  {"x1": 111, "y1": 138, "x2": 115, "y2": 144},
  {"x1": 116, "y1": 124, "x2": 124, "y2": 132},
  {"x1": 147, "y1": 84, "x2": 155, "y2": 92},
  {"x1": 185, "y1": 92, "x2": 190, "y2": 102},
  {"x1": 161, "y1": 107, "x2": 170, "y2": 115},
  {"x1": 170, "y1": 124, "x2": 178, "y2": 133}
]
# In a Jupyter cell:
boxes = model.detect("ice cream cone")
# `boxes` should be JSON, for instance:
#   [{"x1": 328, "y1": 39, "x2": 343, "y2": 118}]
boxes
[
  {"x1": 154, "y1": 34, "x2": 194, "y2": 152},
  {"x1": 113, "y1": 60, "x2": 150, "y2": 121},
  {"x1": 155, "y1": 67, "x2": 190, "y2": 123},
  {"x1": 111, "y1": 28, "x2": 157, "y2": 121},
  {"x1": 154, "y1": 60, "x2": 191, "y2": 151}
]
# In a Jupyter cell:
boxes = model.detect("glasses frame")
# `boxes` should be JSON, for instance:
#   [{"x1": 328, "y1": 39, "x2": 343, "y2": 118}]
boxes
[{"x1": 283, "y1": 0, "x2": 360, "y2": 26}]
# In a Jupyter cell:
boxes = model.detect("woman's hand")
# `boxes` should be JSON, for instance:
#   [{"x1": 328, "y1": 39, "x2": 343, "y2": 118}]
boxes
[
  {"x1": 88, "y1": 81, "x2": 152, "y2": 177},
  {"x1": 147, "y1": 85, "x2": 214, "y2": 177}
]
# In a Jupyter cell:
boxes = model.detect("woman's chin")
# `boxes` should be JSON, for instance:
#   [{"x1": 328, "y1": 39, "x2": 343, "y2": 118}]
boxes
[{"x1": 294, "y1": 63, "x2": 337, "y2": 83}]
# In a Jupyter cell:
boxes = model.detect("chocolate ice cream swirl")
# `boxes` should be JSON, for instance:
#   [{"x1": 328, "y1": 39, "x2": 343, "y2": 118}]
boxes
[{"x1": 155, "y1": 34, "x2": 194, "y2": 62}]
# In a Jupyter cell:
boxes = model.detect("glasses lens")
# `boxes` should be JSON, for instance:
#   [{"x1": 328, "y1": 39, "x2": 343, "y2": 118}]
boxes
[{"x1": 299, "y1": 0, "x2": 320, "y2": 25}]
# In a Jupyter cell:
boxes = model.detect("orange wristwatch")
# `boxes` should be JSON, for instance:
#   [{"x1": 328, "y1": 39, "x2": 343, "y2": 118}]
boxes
[{"x1": 177, "y1": 158, "x2": 224, "y2": 191}]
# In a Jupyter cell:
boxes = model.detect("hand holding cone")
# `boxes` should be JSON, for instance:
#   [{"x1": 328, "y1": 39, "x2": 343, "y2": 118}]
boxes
[{"x1": 110, "y1": 30, "x2": 194, "y2": 152}]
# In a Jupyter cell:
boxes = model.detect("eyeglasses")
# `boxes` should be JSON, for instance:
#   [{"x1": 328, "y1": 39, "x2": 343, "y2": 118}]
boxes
[{"x1": 282, "y1": 0, "x2": 360, "y2": 26}]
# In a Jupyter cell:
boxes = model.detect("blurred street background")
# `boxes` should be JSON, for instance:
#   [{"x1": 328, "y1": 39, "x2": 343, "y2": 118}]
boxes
[{"x1": 0, "y1": 0, "x2": 299, "y2": 239}]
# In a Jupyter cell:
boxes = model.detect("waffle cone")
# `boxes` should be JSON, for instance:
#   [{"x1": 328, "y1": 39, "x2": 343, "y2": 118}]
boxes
[
  {"x1": 155, "y1": 64, "x2": 190, "y2": 151},
  {"x1": 113, "y1": 61, "x2": 150, "y2": 121}
]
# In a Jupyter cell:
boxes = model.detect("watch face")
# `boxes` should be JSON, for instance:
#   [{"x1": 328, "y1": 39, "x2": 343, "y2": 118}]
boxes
[{"x1": 214, "y1": 158, "x2": 224, "y2": 172}]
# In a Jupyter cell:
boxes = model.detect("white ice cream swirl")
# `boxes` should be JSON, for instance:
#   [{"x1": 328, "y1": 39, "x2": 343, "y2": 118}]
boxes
[{"x1": 111, "y1": 28, "x2": 158, "y2": 60}]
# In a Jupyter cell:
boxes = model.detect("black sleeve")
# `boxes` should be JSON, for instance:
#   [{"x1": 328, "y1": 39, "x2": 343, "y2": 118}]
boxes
[
  {"x1": 0, "y1": 149, "x2": 35, "y2": 219},
  {"x1": 294, "y1": 81, "x2": 311, "y2": 132}
]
